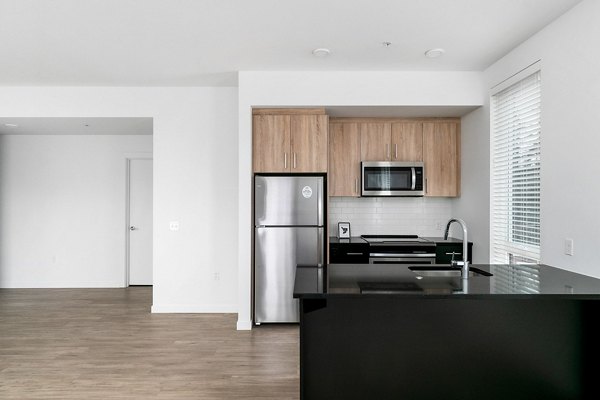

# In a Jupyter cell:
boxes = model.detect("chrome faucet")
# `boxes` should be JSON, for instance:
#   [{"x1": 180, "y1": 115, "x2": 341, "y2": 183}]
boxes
[{"x1": 444, "y1": 218, "x2": 469, "y2": 279}]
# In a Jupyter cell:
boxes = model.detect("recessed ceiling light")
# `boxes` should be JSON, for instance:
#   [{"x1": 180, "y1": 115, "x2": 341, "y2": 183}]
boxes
[
  {"x1": 425, "y1": 48, "x2": 445, "y2": 58},
  {"x1": 312, "y1": 48, "x2": 331, "y2": 57},
  {"x1": 4, "y1": 123, "x2": 18, "y2": 127},
  {"x1": 381, "y1": 41, "x2": 392, "y2": 47}
]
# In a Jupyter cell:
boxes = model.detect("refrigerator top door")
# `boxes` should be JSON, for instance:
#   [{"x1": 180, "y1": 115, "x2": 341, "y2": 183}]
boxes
[{"x1": 255, "y1": 176, "x2": 324, "y2": 226}]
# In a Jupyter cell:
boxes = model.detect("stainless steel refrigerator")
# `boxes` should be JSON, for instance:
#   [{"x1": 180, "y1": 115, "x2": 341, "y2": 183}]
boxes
[{"x1": 254, "y1": 175, "x2": 325, "y2": 324}]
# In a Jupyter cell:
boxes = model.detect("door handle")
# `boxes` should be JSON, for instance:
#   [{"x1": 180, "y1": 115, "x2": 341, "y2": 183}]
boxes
[
  {"x1": 130, "y1": 226, "x2": 136, "y2": 231},
  {"x1": 284, "y1": 152, "x2": 287, "y2": 169},
  {"x1": 317, "y1": 229, "x2": 324, "y2": 267},
  {"x1": 293, "y1": 153, "x2": 297, "y2": 169},
  {"x1": 395, "y1": 143, "x2": 398, "y2": 159}
]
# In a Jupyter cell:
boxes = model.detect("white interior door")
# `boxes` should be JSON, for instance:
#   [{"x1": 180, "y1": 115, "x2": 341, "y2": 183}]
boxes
[{"x1": 129, "y1": 159, "x2": 153, "y2": 285}]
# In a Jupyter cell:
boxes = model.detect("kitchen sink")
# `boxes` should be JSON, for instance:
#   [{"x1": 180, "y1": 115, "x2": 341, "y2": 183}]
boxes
[{"x1": 409, "y1": 265, "x2": 493, "y2": 277}]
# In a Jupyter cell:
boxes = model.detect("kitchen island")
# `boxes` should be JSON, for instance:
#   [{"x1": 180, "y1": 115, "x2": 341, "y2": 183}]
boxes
[{"x1": 294, "y1": 263, "x2": 600, "y2": 400}]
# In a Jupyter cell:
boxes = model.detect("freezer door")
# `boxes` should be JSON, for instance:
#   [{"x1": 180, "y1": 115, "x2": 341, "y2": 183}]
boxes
[
  {"x1": 255, "y1": 226, "x2": 324, "y2": 324},
  {"x1": 255, "y1": 176, "x2": 324, "y2": 226}
]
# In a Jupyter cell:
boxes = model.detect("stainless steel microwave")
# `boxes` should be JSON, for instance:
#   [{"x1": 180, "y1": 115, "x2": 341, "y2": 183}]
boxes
[{"x1": 361, "y1": 161, "x2": 425, "y2": 196}]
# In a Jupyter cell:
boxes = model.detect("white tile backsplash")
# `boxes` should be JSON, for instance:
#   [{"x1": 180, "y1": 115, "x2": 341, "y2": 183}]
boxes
[{"x1": 329, "y1": 197, "x2": 452, "y2": 237}]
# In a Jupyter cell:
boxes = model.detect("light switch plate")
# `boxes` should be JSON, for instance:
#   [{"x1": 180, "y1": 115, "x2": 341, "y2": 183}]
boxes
[
  {"x1": 169, "y1": 221, "x2": 180, "y2": 231},
  {"x1": 564, "y1": 238, "x2": 574, "y2": 256}
]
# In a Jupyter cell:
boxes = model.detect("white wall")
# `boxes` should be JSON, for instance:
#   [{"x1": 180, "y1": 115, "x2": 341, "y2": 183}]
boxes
[
  {"x1": 452, "y1": 105, "x2": 490, "y2": 263},
  {"x1": 329, "y1": 197, "x2": 452, "y2": 237},
  {"x1": 0, "y1": 87, "x2": 239, "y2": 311},
  {"x1": 455, "y1": 0, "x2": 600, "y2": 276},
  {"x1": 0, "y1": 135, "x2": 151, "y2": 287},
  {"x1": 238, "y1": 70, "x2": 485, "y2": 329}
]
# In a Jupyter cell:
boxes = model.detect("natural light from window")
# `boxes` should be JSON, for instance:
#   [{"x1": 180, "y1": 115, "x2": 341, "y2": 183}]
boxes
[{"x1": 491, "y1": 69, "x2": 541, "y2": 264}]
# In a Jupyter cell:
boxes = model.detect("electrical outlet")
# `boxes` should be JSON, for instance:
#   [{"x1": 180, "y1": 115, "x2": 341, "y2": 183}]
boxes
[
  {"x1": 169, "y1": 221, "x2": 180, "y2": 231},
  {"x1": 436, "y1": 222, "x2": 443, "y2": 231},
  {"x1": 564, "y1": 238, "x2": 574, "y2": 256}
]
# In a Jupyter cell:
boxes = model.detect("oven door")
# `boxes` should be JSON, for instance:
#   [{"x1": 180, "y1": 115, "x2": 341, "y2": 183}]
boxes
[
  {"x1": 362, "y1": 161, "x2": 424, "y2": 196},
  {"x1": 369, "y1": 254, "x2": 436, "y2": 265}
]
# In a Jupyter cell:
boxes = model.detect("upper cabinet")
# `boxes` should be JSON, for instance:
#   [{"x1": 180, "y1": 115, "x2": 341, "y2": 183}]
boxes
[
  {"x1": 253, "y1": 114, "x2": 290, "y2": 173},
  {"x1": 423, "y1": 121, "x2": 460, "y2": 197},
  {"x1": 252, "y1": 109, "x2": 328, "y2": 173},
  {"x1": 360, "y1": 121, "x2": 423, "y2": 162},
  {"x1": 360, "y1": 123, "x2": 391, "y2": 161},
  {"x1": 252, "y1": 112, "x2": 460, "y2": 197},
  {"x1": 290, "y1": 115, "x2": 328, "y2": 172},
  {"x1": 391, "y1": 122, "x2": 423, "y2": 162},
  {"x1": 329, "y1": 122, "x2": 361, "y2": 197},
  {"x1": 331, "y1": 117, "x2": 460, "y2": 198}
]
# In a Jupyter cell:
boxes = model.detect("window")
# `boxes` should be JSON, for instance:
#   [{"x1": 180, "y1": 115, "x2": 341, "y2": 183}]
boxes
[{"x1": 491, "y1": 69, "x2": 541, "y2": 264}]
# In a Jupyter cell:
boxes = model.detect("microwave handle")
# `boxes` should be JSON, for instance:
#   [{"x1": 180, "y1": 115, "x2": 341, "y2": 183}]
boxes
[{"x1": 411, "y1": 167, "x2": 416, "y2": 190}]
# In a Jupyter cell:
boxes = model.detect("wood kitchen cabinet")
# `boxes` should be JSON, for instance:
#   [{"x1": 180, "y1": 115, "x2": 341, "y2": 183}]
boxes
[
  {"x1": 360, "y1": 122, "x2": 391, "y2": 161},
  {"x1": 290, "y1": 115, "x2": 328, "y2": 172},
  {"x1": 423, "y1": 121, "x2": 460, "y2": 197},
  {"x1": 253, "y1": 114, "x2": 290, "y2": 173},
  {"x1": 252, "y1": 110, "x2": 328, "y2": 173},
  {"x1": 329, "y1": 122, "x2": 361, "y2": 196},
  {"x1": 391, "y1": 122, "x2": 423, "y2": 161},
  {"x1": 360, "y1": 121, "x2": 423, "y2": 162}
]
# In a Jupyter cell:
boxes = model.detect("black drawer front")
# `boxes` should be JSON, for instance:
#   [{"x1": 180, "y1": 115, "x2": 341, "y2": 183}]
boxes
[
  {"x1": 435, "y1": 243, "x2": 473, "y2": 264},
  {"x1": 330, "y1": 244, "x2": 369, "y2": 264}
]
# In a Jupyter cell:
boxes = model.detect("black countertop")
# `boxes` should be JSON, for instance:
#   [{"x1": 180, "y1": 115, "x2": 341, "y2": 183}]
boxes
[
  {"x1": 294, "y1": 263, "x2": 600, "y2": 299},
  {"x1": 422, "y1": 236, "x2": 472, "y2": 244},
  {"x1": 329, "y1": 236, "x2": 471, "y2": 244},
  {"x1": 329, "y1": 236, "x2": 368, "y2": 244}
]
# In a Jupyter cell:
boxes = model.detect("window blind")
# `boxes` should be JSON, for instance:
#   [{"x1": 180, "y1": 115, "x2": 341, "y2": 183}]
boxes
[{"x1": 491, "y1": 70, "x2": 541, "y2": 264}]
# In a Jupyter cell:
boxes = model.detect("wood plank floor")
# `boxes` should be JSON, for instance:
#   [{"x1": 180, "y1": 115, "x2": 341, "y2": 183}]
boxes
[{"x1": 0, "y1": 288, "x2": 299, "y2": 399}]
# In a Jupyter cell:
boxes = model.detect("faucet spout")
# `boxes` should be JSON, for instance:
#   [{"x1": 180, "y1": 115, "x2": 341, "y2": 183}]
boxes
[{"x1": 443, "y1": 218, "x2": 469, "y2": 279}]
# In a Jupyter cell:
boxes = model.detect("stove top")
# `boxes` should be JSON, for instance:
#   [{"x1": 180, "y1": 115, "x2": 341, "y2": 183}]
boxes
[{"x1": 360, "y1": 235, "x2": 434, "y2": 245}]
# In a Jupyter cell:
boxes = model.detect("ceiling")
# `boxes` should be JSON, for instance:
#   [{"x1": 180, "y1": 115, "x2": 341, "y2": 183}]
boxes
[
  {"x1": 0, "y1": 0, "x2": 581, "y2": 86},
  {"x1": 0, "y1": 117, "x2": 153, "y2": 135}
]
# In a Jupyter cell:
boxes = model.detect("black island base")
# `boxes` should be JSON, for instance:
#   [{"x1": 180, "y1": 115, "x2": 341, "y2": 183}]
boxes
[{"x1": 294, "y1": 263, "x2": 600, "y2": 400}]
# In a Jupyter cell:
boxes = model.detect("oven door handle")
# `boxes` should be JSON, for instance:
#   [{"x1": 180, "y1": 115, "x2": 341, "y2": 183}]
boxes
[
  {"x1": 411, "y1": 167, "x2": 416, "y2": 191},
  {"x1": 369, "y1": 253, "x2": 436, "y2": 258}
]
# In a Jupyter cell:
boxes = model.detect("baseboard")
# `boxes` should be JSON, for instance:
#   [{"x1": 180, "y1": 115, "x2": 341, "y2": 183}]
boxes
[
  {"x1": 236, "y1": 318, "x2": 253, "y2": 331},
  {"x1": 0, "y1": 281, "x2": 124, "y2": 288},
  {"x1": 151, "y1": 303, "x2": 238, "y2": 313}
]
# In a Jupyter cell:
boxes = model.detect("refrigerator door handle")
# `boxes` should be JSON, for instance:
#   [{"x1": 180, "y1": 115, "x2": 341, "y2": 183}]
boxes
[{"x1": 317, "y1": 228, "x2": 324, "y2": 267}]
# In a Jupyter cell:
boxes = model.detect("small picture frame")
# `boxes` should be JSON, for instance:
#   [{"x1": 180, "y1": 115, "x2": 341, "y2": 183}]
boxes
[{"x1": 337, "y1": 222, "x2": 351, "y2": 239}]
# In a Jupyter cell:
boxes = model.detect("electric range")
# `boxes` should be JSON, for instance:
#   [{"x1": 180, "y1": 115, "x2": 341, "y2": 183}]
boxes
[{"x1": 360, "y1": 235, "x2": 437, "y2": 264}]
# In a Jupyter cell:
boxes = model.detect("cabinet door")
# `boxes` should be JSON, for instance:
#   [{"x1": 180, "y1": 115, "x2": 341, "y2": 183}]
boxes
[
  {"x1": 329, "y1": 123, "x2": 361, "y2": 196},
  {"x1": 290, "y1": 115, "x2": 328, "y2": 172},
  {"x1": 253, "y1": 115, "x2": 290, "y2": 172},
  {"x1": 391, "y1": 122, "x2": 423, "y2": 161},
  {"x1": 360, "y1": 123, "x2": 391, "y2": 161},
  {"x1": 423, "y1": 122, "x2": 460, "y2": 197}
]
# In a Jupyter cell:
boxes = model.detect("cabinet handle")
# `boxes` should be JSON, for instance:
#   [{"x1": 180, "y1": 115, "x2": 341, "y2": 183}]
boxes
[
  {"x1": 395, "y1": 144, "x2": 398, "y2": 159},
  {"x1": 355, "y1": 178, "x2": 358, "y2": 194},
  {"x1": 425, "y1": 178, "x2": 428, "y2": 194},
  {"x1": 386, "y1": 144, "x2": 390, "y2": 159},
  {"x1": 293, "y1": 153, "x2": 297, "y2": 169},
  {"x1": 347, "y1": 252, "x2": 364, "y2": 256},
  {"x1": 284, "y1": 153, "x2": 287, "y2": 169}
]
